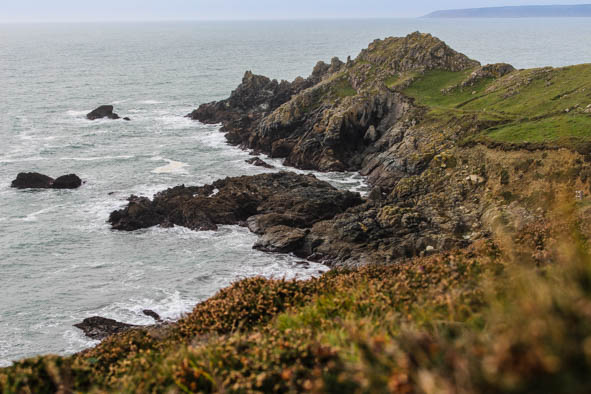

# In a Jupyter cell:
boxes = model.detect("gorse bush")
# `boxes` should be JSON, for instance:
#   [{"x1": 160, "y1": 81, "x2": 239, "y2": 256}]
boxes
[{"x1": 3, "y1": 219, "x2": 591, "y2": 392}]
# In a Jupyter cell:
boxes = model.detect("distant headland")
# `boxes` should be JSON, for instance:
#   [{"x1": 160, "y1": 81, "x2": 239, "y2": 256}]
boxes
[{"x1": 425, "y1": 4, "x2": 591, "y2": 18}]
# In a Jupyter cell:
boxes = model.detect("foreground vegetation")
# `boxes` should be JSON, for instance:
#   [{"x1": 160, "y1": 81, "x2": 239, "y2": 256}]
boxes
[{"x1": 2, "y1": 200, "x2": 591, "y2": 393}]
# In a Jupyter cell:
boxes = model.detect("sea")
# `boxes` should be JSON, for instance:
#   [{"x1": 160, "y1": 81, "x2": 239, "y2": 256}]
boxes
[{"x1": 1, "y1": 18, "x2": 591, "y2": 367}]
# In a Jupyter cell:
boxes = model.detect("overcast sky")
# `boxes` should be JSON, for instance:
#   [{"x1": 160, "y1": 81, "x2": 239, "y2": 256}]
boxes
[{"x1": 2, "y1": 0, "x2": 591, "y2": 22}]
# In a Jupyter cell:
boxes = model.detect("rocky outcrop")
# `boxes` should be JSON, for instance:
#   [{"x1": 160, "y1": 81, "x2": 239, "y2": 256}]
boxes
[
  {"x1": 109, "y1": 172, "x2": 362, "y2": 233},
  {"x1": 52, "y1": 174, "x2": 83, "y2": 189},
  {"x1": 253, "y1": 226, "x2": 309, "y2": 254},
  {"x1": 11, "y1": 173, "x2": 82, "y2": 189},
  {"x1": 442, "y1": 63, "x2": 516, "y2": 93},
  {"x1": 143, "y1": 310, "x2": 162, "y2": 322},
  {"x1": 187, "y1": 32, "x2": 480, "y2": 173},
  {"x1": 178, "y1": 33, "x2": 521, "y2": 265},
  {"x1": 74, "y1": 317, "x2": 136, "y2": 340},
  {"x1": 10, "y1": 173, "x2": 54, "y2": 189},
  {"x1": 87, "y1": 105, "x2": 120, "y2": 120},
  {"x1": 245, "y1": 157, "x2": 275, "y2": 169}
]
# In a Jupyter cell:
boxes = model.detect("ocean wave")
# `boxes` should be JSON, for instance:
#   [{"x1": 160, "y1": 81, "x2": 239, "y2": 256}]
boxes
[{"x1": 138, "y1": 100, "x2": 164, "y2": 105}]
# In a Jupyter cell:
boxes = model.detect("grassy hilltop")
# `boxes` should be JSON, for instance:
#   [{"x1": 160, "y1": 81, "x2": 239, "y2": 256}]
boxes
[{"x1": 3, "y1": 33, "x2": 591, "y2": 393}]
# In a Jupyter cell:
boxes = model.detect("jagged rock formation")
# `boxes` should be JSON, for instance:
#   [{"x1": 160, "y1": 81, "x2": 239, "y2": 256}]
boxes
[
  {"x1": 109, "y1": 172, "x2": 363, "y2": 257},
  {"x1": 74, "y1": 317, "x2": 136, "y2": 340},
  {"x1": 87, "y1": 105, "x2": 121, "y2": 120},
  {"x1": 189, "y1": 32, "x2": 479, "y2": 172}
]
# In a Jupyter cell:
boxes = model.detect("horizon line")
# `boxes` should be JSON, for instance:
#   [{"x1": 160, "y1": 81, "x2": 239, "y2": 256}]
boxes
[{"x1": 0, "y1": 16, "x2": 424, "y2": 24}]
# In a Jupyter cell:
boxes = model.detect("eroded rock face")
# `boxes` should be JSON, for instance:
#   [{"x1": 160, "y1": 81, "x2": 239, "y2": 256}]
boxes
[
  {"x1": 74, "y1": 317, "x2": 136, "y2": 340},
  {"x1": 87, "y1": 105, "x2": 120, "y2": 120},
  {"x1": 187, "y1": 32, "x2": 480, "y2": 173},
  {"x1": 253, "y1": 226, "x2": 309, "y2": 254},
  {"x1": 11, "y1": 173, "x2": 82, "y2": 189}
]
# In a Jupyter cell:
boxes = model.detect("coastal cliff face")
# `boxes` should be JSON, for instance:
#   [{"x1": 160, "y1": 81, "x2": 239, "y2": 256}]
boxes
[{"x1": 184, "y1": 32, "x2": 591, "y2": 267}]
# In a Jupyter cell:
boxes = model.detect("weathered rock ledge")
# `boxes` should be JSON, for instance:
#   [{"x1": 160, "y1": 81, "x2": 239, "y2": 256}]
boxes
[{"x1": 109, "y1": 172, "x2": 363, "y2": 259}]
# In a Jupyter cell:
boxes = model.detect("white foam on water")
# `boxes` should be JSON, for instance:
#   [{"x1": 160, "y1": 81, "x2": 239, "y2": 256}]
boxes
[
  {"x1": 152, "y1": 159, "x2": 189, "y2": 174},
  {"x1": 154, "y1": 114, "x2": 198, "y2": 130},
  {"x1": 128, "y1": 183, "x2": 177, "y2": 198},
  {"x1": 93, "y1": 290, "x2": 195, "y2": 326},
  {"x1": 59, "y1": 155, "x2": 135, "y2": 162},
  {"x1": 138, "y1": 100, "x2": 164, "y2": 105},
  {"x1": 0, "y1": 156, "x2": 46, "y2": 163},
  {"x1": 65, "y1": 110, "x2": 88, "y2": 117},
  {"x1": 145, "y1": 225, "x2": 217, "y2": 240},
  {"x1": 63, "y1": 328, "x2": 100, "y2": 355},
  {"x1": 16, "y1": 205, "x2": 62, "y2": 222}
]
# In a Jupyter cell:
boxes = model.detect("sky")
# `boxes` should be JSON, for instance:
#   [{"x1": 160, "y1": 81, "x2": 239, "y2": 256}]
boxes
[{"x1": 1, "y1": 0, "x2": 591, "y2": 22}]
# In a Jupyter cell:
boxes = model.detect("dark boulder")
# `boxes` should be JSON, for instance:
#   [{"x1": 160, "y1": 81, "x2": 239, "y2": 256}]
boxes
[
  {"x1": 74, "y1": 317, "x2": 136, "y2": 340},
  {"x1": 10, "y1": 172, "x2": 54, "y2": 189},
  {"x1": 143, "y1": 309, "x2": 162, "y2": 322},
  {"x1": 11, "y1": 172, "x2": 82, "y2": 190},
  {"x1": 52, "y1": 174, "x2": 82, "y2": 189},
  {"x1": 253, "y1": 226, "x2": 308, "y2": 254},
  {"x1": 87, "y1": 105, "x2": 120, "y2": 120},
  {"x1": 245, "y1": 157, "x2": 275, "y2": 169}
]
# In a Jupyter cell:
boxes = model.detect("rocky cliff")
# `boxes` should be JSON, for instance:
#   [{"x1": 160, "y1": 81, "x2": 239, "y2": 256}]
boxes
[{"x1": 186, "y1": 32, "x2": 591, "y2": 266}]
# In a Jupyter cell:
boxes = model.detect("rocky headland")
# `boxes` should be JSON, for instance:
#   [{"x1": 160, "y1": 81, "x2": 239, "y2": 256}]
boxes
[{"x1": 5, "y1": 32, "x2": 591, "y2": 393}]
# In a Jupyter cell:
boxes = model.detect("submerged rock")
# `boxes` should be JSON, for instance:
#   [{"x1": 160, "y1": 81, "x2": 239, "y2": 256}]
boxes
[
  {"x1": 10, "y1": 172, "x2": 82, "y2": 189},
  {"x1": 245, "y1": 157, "x2": 275, "y2": 169},
  {"x1": 87, "y1": 105, "x2": 120, "y2": 120},
  {"x1": 74, "y1": 317, "x2": 136, "y2": 340}
]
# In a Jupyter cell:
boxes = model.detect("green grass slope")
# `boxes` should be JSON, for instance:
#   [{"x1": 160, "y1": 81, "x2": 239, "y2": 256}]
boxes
[{"x1": 402, "y1": 64, "x2": 591, "y2": 152}]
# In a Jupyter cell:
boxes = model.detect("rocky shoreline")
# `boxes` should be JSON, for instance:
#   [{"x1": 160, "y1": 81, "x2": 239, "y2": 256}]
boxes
[{"x1": 64, "y1": 33, "x2": 591, "y2": 341}]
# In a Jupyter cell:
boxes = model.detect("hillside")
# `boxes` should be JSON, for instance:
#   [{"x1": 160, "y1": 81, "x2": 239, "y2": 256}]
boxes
[
  {"x1": 425, "y1": 4, "x2": 591, "y2": 18},
  {"x1": 3, "y1": 32, "x2": 591, "y2": 393}
]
